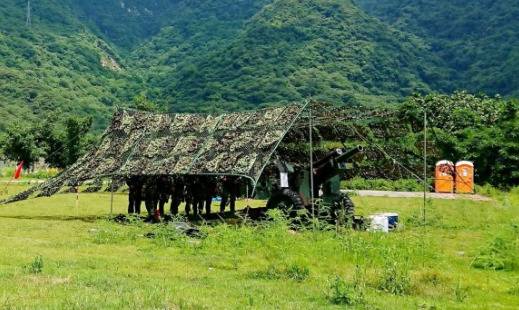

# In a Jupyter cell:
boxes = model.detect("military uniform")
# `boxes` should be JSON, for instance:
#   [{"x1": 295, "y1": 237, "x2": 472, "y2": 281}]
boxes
[
  {"x1": 126, "y1": 176, "x2": 143, "y2": 214},
  {"x1": 170, "y1": 176, "x2": 184, "y2": 215},
  {"x1": 191, "y1": 177, "x2": 206, "y2": 216},
  {"x1": 157, "y1": 176, "x2": 172, "y2": 217},
  {"x1": 184, "y1": 176, "x2": 196, "y2": 216},
  {"x1": 143, "y1": 176, "x2": 159, "y2": 218},
  {"x1": 204, "y1": 177, "x2": 217, "y2": 215},
  {"x1": 220, "y1": 176, "x2": 240, "y2": 213}
]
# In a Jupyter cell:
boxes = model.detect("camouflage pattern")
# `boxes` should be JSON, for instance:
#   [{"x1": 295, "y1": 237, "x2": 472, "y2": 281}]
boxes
[{"x1": 2, "y1": 104, "x2": 305, "y2": 203}]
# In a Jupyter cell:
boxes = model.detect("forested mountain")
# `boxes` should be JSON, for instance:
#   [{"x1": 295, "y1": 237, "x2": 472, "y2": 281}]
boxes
[
  {"x1": 0, "y1": 0, "x2": 517, "y2": 129},
  {"x1": 133, "y1": 0, "x2": 441, "y2": 111},
  {"x1": 355, "y1": 0, "x2": 519, "y2": 97},
  {"x1": 0, "y1": 0, "x2": 140, "y2": 131}
]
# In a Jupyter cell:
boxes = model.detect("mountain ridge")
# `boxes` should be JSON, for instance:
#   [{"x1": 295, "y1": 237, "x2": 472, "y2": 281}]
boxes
[{"x1": 0, "y1": 0, "x2": 516, "y2": 130}]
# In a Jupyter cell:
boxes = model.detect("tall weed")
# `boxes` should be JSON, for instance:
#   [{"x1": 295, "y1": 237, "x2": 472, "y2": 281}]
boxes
[{"x1": 327, "y1": 267, "x2": 366, "y2": 306}]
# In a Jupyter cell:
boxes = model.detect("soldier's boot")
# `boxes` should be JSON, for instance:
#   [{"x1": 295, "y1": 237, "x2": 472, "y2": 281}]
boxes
[
  {"x1": 220, "y1": 196, "x2": 228, "y2": 214},
  {"x1": 191, "y1": 201, "x2": 198, "y2": 216},
  {"x1": 196, "y1": 200, "x2": 203, "y2": 216},
  {"x1": 205, "y1": 198, "x2": 212, "y2": 215},
  {"x1": 159, "y1": 200, "x2": 166, "y2": 218},
  {"x1": 135, "y1": 200, "x2": 142, "y2": 214},
  {"x1": 128, "y1": 193, "x2": 135, "y2": 214},
  {"x1": 145, "y1": 200, "x2": 154, "y2": 222},
  {"x1": 171, "y1": 199, "x2": 180, "y2": 215}
]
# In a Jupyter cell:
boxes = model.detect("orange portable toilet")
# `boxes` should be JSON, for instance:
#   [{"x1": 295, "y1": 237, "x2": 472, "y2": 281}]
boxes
[
  {"x1": 455, "y1": 161, "x2": 474, "y2": 194},
  {"x1": 435, "y1": 160, "x2": 454, "y2": 193}
]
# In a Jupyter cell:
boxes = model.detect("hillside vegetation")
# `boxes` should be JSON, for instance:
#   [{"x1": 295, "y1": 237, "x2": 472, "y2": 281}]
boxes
[
  {"x1": 355, "y1": 0, "x2": 519, "y2": 97},
  {"x1": 1, "y1": 0, "x2": 517, "y2": 128},
  {"x1": 0, "y1": 1, "x2": 142, "y2": 131},
  {"x1": 132, "y1": 0, "x2": 440, "y2": 111}
]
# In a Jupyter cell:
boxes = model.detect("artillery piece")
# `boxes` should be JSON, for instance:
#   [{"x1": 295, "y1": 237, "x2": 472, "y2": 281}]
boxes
[{"x1": 261, "y1": 146, "x2": 364, "y2": 223}]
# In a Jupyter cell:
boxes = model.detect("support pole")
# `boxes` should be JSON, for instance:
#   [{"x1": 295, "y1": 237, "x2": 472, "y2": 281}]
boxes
[
  {"x1": 423, "y1": 110, "x2": 427, "y2": 226},
  {"x1": 75, "y1": 185, "x2": 79, "y2": 217},
  {"x1": 421, "y1": 109, "x2": 428, "y2": 267},
  {"x1": 110, "y1": 179, "x2": 114, "y2": 216},
  {"x1": 246, "y1": 182, "x2": 251, "y2": 210},
  {"x1": 309, "y1": 105, "x2": 315, "y2": 220}
]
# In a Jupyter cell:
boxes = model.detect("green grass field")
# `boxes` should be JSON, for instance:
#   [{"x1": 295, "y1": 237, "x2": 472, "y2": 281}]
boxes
[{"x1": 0, "y1": 185, "x2": 518, "y2": 309}]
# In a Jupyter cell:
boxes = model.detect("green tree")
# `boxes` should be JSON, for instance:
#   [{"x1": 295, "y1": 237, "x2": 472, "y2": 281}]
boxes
[
  {"x1": 0, "y1": 122, "x2": 43, "y2": 169},
  {"x1": 64, "y1": 116, "x2": 93, "y2": 167},
  {"x1": 132, "y1": 93, "x2": 160, "y2": 112}
]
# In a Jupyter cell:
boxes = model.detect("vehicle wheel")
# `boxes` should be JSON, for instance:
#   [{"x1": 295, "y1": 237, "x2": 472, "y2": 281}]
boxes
[
  {"x1": 266, "y1": 188, "x2": 305, "y2": 216},
  {"x1": 334, "y1": 193, "x2": 355, "y2": 226}
]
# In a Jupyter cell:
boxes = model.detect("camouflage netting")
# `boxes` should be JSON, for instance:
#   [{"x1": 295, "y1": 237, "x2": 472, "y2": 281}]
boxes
[{"x1": 3, "y1": 104, "x2": 306, "y2": 203}]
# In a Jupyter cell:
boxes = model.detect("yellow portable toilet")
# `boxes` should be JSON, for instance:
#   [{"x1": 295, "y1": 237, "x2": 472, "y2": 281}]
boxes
[
  {"x1": 435, "y1": 160, "x2": 454, "y2": 193},
  {"x1": 455, "y1": 161, "x2": 474, "y2": 194}
]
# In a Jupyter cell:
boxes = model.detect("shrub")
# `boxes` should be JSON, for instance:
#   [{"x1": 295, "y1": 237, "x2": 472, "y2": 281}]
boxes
[
  {"x1": 285, "y1": 264, "x2": 310, "y2": 282},
  {"x1": 377, "y1": 261, "x2": 411, "y2": 295},
  {"x1": 471, "y1": 236, "x2": 517, "y2": 271},
  {"x1": 250, "y1": 263, "x2": 310, "y2": 282},
  {"x1": 249, "y1": 265, "x2": 282, "y2": 280},
  {"x1": 327, "y1": 275, "x2": 365, "y2": 306},
  {"x1": 24, "y1": 255, "x2": 44, "y2": 274}
]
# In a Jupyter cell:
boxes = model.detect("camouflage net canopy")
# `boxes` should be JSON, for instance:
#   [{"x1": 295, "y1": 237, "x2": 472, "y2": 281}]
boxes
[{"x1": 3, "y1": 104, "x2": 306, "y2": 203}]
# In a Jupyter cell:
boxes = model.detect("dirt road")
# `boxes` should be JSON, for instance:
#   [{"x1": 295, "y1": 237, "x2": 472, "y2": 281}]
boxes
[{"x1": 342, "y1": 190, "x2": 492, "y2": 201}]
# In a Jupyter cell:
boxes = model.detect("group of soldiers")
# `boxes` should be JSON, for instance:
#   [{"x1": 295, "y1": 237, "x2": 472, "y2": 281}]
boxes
[{"x1": 125, "y1": 175, "x2": 241, "y2": 219}]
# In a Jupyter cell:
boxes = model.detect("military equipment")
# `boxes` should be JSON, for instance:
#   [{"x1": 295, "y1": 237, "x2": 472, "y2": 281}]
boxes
[
  {"x1": 3, "y1": 102, "x2": 367, "y2": 224},
  {"x1": 264, "y1": 146, "x2": 364, "y2": 222}
]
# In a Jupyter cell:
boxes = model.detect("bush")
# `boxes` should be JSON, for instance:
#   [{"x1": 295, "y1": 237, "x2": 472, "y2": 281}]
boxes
[
  {"x1": 377, "y1": 260, "x2": 411, "y2": 295},
  {"x1": 471, "y1": 236, "x2": 518, "y2": 271},
  {"x1": 250, "y1": 265, "x2": 282, "y2": 280},
  {"x1": 24, "y1": 255, "x2": 44, "y2": 274},
  {"x1": 285, "y1": 264, "x2": 310, "y2": 282},
  {"x1": 327, "y1": 275, "x2": 365, "y2": 306},
  {"x1": 250, "y1": 263, "x2": 310, "y2": 282}
]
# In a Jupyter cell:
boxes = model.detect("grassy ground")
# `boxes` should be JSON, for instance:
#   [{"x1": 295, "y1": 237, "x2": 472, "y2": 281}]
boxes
[{"x1": 0, "y1": 185, "x2": 518, "y2": 309}]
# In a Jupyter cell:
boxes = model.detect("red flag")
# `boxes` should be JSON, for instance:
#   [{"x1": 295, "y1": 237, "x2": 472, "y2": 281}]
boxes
[{"x1": 13, "y1": 161, "x2": 24, "y2": 179}]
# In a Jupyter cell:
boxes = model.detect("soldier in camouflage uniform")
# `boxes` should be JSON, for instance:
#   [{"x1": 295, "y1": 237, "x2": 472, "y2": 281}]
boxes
[
  {"x1": 143, "y1": 176, "x2": 159, "y2": 219},
  {"x1": 157, "y1": 175, "x2": 172, "y2": 217},
  {"x1": 170, "y1": 176, "x2": 184, "y2": 215},
  {"x1": 191, "y1": 176, "x2": 206, "y2": 216},
  {"x1": 220, "y1": 176, "x2": 240, "y2": 214},
  {"x1": 126, "y1": 176, "x2": 143, "y2": 214},
  {"x1": 203, "y1": 177, "x2": 218, "y2": 215},
  {"x1": 184, "y1": 176, "x2": 195, "y2": 216}
]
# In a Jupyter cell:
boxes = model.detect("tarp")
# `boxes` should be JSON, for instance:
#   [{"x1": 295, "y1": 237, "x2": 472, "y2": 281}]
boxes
[{"x1": 3, "y1": 104, "x2": 306, "y2": 203}]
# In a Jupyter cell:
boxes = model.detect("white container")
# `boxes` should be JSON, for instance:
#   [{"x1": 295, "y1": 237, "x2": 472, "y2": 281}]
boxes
[{"x1": 369, "y1": 215, "x2": 389, "y2": 233}]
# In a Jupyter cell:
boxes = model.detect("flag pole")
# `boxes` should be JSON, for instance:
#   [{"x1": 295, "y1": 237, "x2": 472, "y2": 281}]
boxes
[{"x1": 4, "y1": 161, "x2": 24, "y2": 195}]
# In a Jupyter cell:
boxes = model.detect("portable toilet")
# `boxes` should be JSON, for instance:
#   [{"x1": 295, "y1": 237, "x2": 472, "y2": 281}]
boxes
[
  {"x1": 455, "y1": 161, "x2": 474, "y2": 194},
  {"x1": 435, "y1": 160, "x2": 454, "y2": 193}
]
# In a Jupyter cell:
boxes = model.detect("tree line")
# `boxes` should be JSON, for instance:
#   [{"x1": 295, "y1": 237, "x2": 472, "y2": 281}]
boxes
[
  {"x1": 0, "y1": 92, "x2": 517, "y2": 188},
  {"x1": 0, "y1": 113, "x2": 96, "y2": 170}
]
